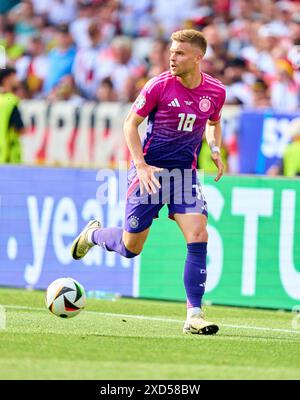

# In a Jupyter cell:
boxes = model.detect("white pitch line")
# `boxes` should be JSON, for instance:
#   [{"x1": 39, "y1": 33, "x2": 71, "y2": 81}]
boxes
[{"x1": 3, "y1": 304, "x2": 300, "y2": 336}]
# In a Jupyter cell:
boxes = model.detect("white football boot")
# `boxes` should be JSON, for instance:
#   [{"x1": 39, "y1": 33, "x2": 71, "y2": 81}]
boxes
[
  {"x1": 183, "y1": 313, "x2": 219, "y2": 335},
  {"x1": 71, "y1": 220, "x2": 101, "y2": 260}
]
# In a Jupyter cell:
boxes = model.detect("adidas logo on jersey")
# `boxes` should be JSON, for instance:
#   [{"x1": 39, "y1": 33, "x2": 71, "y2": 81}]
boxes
[{"x1": 168, "y1": 98, "x2": 180, "y2": 107}]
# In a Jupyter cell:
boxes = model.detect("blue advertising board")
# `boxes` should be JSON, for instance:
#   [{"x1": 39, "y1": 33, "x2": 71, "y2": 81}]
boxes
[
  {"x1": 0, "y1": 165, "x2": 139, "y2": 296},
  {"x1": 239, "y1": 110, "x2": 300, "y2": 174}
]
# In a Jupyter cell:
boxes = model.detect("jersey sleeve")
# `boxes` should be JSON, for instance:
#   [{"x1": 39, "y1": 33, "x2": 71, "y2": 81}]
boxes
[
  {"x1": 131, "y1": 77, "x2": 161, "y2": 117},
  {"x1": 209, "y1": 87, "x2": 226, "y2": 122}
]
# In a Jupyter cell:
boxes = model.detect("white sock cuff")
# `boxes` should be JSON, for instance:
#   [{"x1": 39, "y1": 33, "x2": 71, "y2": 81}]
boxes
[
  {"x1": 187, "y1": 307, "x2": 201, "y2": 320},
  {"x1": 87, "y1": 229, "x2": 96, "y2": 245}
]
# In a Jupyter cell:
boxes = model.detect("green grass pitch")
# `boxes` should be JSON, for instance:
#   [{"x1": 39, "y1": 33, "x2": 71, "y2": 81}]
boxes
[{"x1": 0, "y1": 287, "x2": 300, "y2": 380}]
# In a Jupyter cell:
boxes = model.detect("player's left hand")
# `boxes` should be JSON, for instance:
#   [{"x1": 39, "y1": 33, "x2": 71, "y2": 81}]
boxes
[{"x1": 211, "y1": 152, "x2": 224, "y2": 182}]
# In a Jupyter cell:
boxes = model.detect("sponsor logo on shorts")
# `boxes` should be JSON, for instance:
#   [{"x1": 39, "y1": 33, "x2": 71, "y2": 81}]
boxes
[
  {"x1": 134, "y1": 95, "x2": 146, "y2": 110},
  {"x1": 129, "y1": 215, "x2": 140, "y2": 229},
  {"x1": 199, "y1": 96, "x2": 211, "y2": 112}
]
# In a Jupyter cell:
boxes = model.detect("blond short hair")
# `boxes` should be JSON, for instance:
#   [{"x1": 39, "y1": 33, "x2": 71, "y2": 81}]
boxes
[{"x1": 171, "y1": 29, "x2": 207, "y2": 56}]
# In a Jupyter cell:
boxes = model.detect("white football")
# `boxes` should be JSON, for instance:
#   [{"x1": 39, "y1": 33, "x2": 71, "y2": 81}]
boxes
[{"x1": 45, "y1": 277, "x2": 86, "y2": 318}]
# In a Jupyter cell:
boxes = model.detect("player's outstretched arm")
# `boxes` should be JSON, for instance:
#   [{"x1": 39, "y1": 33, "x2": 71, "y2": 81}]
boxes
[
  {"x1": 124, "y1": 110, "x2": 162, "y2": 194},
  {"x1": 205, "y1": 120, "x2": 224, "y2": 182}
]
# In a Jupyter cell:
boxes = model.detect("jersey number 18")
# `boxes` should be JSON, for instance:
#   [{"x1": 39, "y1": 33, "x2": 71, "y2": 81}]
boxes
[{"x1": 177, "y1": 113, "x2": 196, "y2": 132}]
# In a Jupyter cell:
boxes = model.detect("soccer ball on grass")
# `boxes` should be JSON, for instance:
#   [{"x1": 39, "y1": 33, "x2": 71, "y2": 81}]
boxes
[{"x1": 46, "y1": 277, "x2": 86, "y2": 318}]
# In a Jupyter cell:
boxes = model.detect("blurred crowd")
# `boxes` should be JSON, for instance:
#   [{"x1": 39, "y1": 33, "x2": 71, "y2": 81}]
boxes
[{"x1": 0, "y1": 0, "x2": 300, "y2": 109}]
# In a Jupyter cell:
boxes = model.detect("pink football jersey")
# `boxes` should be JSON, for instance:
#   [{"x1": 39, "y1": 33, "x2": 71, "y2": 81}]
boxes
[{"x1": 132, "y1": 70, "x2": 226, "y2": 169}]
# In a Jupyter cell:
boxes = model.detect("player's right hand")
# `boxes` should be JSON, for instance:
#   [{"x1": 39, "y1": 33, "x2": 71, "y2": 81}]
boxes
[
  {"x1": 135, "y1": 162, "x2": 163, "y2": 195},
  {"x1": 211, "y1": 152, "x2": 224, "y2": 182}
]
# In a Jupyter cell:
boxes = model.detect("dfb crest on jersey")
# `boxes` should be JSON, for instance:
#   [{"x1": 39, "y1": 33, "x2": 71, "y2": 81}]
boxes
[{"x1": 199, "y1": 96, "x2": 211, "y2": 112}]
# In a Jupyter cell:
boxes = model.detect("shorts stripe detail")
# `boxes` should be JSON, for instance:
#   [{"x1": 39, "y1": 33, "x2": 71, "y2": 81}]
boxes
[
  {"x1": 143, "y1": 136, "x2": 154, "y2": 156},
  {"x1": 192, "y1": 143, "x2": 201, "y2": 169},
  {"x1": 127, "y1": 176, "x2": 139, "y2": 198}
]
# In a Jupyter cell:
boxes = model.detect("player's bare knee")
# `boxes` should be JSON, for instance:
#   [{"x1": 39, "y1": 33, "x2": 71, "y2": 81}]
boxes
[
  {"x1": 187, "y1": 229, "x2": 208, "y2": 243},
  {"x1": 124, "y1": 241, "x2": 143, "y2": 256},
  {"x1": 123, "y1": 230, "x2": 148, "y2": 256},
  {"x1": 123, "y1": 237, "x2": 143, "y2": 255}
]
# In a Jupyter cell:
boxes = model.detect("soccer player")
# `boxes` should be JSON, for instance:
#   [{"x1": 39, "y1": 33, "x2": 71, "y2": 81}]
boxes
[{"x1": 71, "y1": 29, "x2": 226, "y2": 335}]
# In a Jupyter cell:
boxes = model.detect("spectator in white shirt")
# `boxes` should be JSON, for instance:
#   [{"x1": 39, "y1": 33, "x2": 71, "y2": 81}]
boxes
[
  {"x1": 97, "y1": 36, "x2": 146, "y2": 101},
  {"x1": 72, "y1": 21, "x2": 106, "y2": 100},
  {"x1": 48, "y1": 0, "x2": 77, "y2": 26},
  {"x1": 15, "y1": 35, "x2": 49, "y2": 98},
  {"x1": 270, "y1": 58, "x2": 299, "y2": 111},
  {"x1": 70, "y1": 1, "x2": 94, "y2": 49}
]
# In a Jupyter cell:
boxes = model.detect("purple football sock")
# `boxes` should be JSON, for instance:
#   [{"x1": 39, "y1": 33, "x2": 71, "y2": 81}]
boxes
[
  {"x1": 184, "y1": 242, "x2": 207, "y2": 309},
  {"x1": 92, "y1": 227, "x2": 137, "y2": 259}
]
